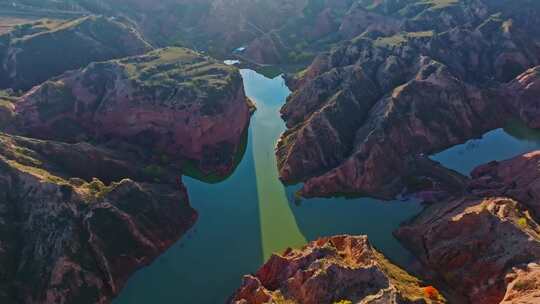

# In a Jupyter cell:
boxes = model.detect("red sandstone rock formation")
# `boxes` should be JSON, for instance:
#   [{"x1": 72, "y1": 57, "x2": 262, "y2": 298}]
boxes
[
  {"x1": 277, "y1": 9, "x2": 540, "y2": 198},
  {"x1": 0, "y1": 16, "x2": 151, "y2": 91},
  {"x1": 13, "y1": 47, "x2": 252, "y2": 176},
  {"x1": 500, "y1": 263, "x2": 540, "y2": 304},
  {"x1": 396, "y1": 182, "x2": 540, "y2": 304},
  {"x1": 470, "y1": 150, "x2": 540, "y2": 220},
  {"x1": 0, "y1": 133, "x2": 197, "y2": 303},
  {"x1": 230, "y1": 235, "x2": 445, "y2": 304}
]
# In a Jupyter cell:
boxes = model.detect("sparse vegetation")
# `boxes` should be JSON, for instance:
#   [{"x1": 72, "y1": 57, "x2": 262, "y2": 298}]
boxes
[
  {"x1": 373, "y1": 250, "x2": 445, "y2": 302},
  {"x1": 0, "y1": 15, "x2": 151, "y2": 90},
  {"x1": 374, "y1": 31, "x2": 434, "y2": 48},
  {"x1": 118, "y1": 47, "x2": 239, "y2": 109},
  {"x1": 6, "y1": 159, "x2": 66, "y2": 184},
  {"x1": 513, "y1": 278, "x2": 537, "y2": 291},
  {"x1": 517, "y1": 217, "x2": 528, "y2": 229}
]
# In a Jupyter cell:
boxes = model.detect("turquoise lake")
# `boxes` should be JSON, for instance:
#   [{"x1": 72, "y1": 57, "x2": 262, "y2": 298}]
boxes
[{"x1": 115, "y1": 70, "x2": 540, "y2": 303}]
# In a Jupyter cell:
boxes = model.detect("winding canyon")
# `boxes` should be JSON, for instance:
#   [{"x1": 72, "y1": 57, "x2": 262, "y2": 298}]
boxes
[{"x1": 1, "y1": 0, "x2": 540, "y2": 303}]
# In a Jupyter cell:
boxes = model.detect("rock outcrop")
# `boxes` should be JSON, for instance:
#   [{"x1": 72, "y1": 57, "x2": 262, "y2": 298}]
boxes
[
  {"x1": 0, "y1": 133, "x2": 197, "y2": 304},
  {"x1": 3, "y1": 0, "x2": 309, "y2": 59},
  {"x1": 229, "y1": 235, "x2": 445, "y2": 304},
  {"x1": 500, "y1": 263, "x2": 540, "y2": 304},
  {"x1": 506, "y1": 67, "x2": 540, "y2": 129},
  {"x1": 0, "y1": 44, "x2": 253, "y2": 303},
  {"x1": 395, "y1": 150, "x2": 540, "y2": 304},
  {"x1": 469, "y1": 150, "x2": 540, "y2": 220},
  {"x1": 277, "y1": 2, "x2": 540, "y2": 198},
  {"x1": 231, "y1": 149, "x2": 540, "y2": 304},
  {"x1": 13, "y1": 47, "x2": 252, "y2": 176},
  {"x1": 5, "y1": 0, "x2": 540, "y2": 66},
  {"x1": 243, "y1": 0, "x2": 540, "y2": 64},
  {"x1": 0, "y1": 16, "x2": 151, "y2": 91},
  {"x1": 396, "y1": 196, "x2": 540, "y2": 304}
]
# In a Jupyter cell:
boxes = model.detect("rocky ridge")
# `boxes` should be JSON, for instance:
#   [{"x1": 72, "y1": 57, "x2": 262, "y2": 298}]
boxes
[
  {"x1": 0, "y1": 15, "x2": 152, "y2": 91},
  {"x1": 395, "y1": 151, "x2": 540, "y2": 304},
  {"x1": 2, "y1": 0, "x2": 309, "y2": 59},
  {"x1": 243, "y1": 0, "x2": 540, "y2": 64},
  {"x1": 469, "y1": 150, "x2": 540, "y2": 219},
  {"x1": 13, "y1": 47, "x2": 253, "y2": 176},
  {"x1": 0, "y1": 46, "x2": 253, "y2": 303},
  {"x1": 0, "y1": 133, "x2": 197, "y2": 303},
  {"x1": 230, "y1": 235, "x2": 445, "y2": 304},
  {"x1": 277, "y1": 2, "x2": 540, "y2": 198}
]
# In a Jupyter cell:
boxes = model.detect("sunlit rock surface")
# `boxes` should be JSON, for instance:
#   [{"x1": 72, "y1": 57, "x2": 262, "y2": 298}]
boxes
[
  {"x1": 230, "y1": 235, "x2": 445, "y2": 304},
  {"x1": 0, "y1": 133, "x2": 197, "y2": 303},
  {"x1": 14, "y1": 47, "x2": 252, "y2": 176},
  {"x1": 277, "y1": 1, "x2": 540, "y2": 198}
]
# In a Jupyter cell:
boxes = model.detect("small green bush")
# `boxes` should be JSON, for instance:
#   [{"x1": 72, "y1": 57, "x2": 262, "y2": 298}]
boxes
[{"x1": 517, "y1": 217, "x2": 528, "y2": 229}]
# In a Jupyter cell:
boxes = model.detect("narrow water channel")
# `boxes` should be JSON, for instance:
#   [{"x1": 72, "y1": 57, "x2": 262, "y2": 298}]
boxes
[{"x1": 114, "y1": 70, "x2": 428, "y2": 303}]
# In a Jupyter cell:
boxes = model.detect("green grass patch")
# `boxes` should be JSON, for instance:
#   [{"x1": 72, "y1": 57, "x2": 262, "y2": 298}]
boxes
[
  {"x1": 117, "y1": 47, "x2": 239, "y2": 110},
  {"x1": 374, "y1": 31, "x2": 434, "y2": 48},
  {"x1": 7, "y1": 158, "x2": 66, "y2": 184}
]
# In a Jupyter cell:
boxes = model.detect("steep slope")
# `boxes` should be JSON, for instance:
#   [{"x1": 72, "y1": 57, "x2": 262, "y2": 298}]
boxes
[
  {"x1": 6, "y1": 0, "x2": 540, "y2": 65},
  {"x1": 230, "y1": 151, "x2": 540, "y2": 304},
  {"x1": 242, "y1": 0, "x2": 540, "y2": 64},
  {"x1": 0, "y1": 133, "x2": 197, "y2": 304},
  {"x1": 469, "y1": 151, "x2": 540, "y2": 220},
  {"x1": 395, "y1": 152, "x2": 540, "y2": 303},
  {"x1": 2, "y1": 0, "x2": 308, "y2": 58},
  {"x1": 0, "y1": 15, "x2": 151, "y2": 91},
  {"x1": 13, "y1": 47, "x2": 253, "y2": 177},
  {"x1": 230, "y1": 235, "x2": 445, "y2": 304},
  {"x1": 500, "y1": 263, "x2": 540, "y2": 304},
  {"x1": 277, "y1": 3, "x2": 540, "y2": 198},
  {"x1": 0, "y1": 44, "x2": 254, "y2": 303}
]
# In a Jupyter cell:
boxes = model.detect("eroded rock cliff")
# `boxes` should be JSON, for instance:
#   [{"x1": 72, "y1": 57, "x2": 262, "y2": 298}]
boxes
[
  {"x1": 396, "y1": 196, "x2": 540, "y2": 304},
  {"x1": 13, "y1": 47, "x2": 252, "y2": 176},
  {"x1": 277, "y1": 5, "x2": 540, "y2": 198},
  {"x1": 0, "y1": 46, "x2": 253, "y2": 303},
  {"x1": 0, "y1": 133, "x2": 197, "y2": 304},
  {"x1": 0, "y1": 16, "x2": 152, "y2": 91},
  {"x1": 396, "y1": 151, "x2": 540, "y2": 304},
  {"x1": 230, "y1": 235, "x2": 445, "y2": 304}
]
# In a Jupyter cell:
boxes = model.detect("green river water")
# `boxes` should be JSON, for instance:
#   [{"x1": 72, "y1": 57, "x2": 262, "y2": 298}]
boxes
[{"x1": 115, "y1": 70, "x2": 540, "y2": 303}]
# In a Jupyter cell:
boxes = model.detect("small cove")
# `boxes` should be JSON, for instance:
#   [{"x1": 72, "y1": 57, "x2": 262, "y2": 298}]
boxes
[{"x1": 431, "y1": 120, "x2": 540, "y2": 174}]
